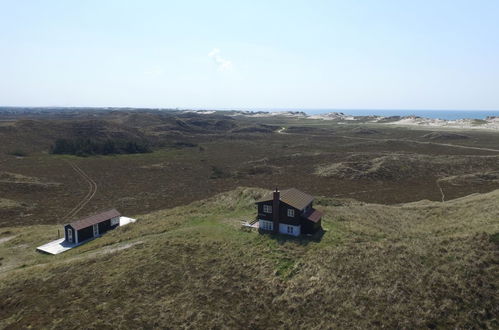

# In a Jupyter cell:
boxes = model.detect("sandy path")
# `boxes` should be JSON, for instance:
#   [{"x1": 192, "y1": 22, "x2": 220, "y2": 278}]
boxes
[
  {"x1": 436, "y1": 180, "x2": 445, "y2": 202},
  {"x1": 277, "y1": 127, "x2": 287, "y2": 134}
]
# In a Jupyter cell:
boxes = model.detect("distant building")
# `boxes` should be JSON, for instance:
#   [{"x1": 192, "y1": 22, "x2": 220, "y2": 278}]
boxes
[
  {"x1": 64, "y1": 209, "x2": 121, "y2": 244},
  {"x1": 255, "y1": 188, "x2": 323, "y2": 236}
]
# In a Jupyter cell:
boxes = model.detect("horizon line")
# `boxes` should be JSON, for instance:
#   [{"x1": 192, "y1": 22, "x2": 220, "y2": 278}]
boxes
[{"x1": 1, "y1": 106, "x2": 499, "y2": 112}]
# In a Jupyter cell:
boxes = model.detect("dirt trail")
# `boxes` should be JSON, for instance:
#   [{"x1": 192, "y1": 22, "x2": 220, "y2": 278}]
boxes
[
  {"x1": 63, "y1": 161, "x2": 98, "y2": 220},
  {"x1": 436, "y1": 180, "x2": 445, "y2": 202}
]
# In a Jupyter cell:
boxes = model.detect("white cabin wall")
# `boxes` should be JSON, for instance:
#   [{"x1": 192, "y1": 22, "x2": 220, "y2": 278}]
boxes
[{"x1": 279, "y1": 223, "x2": 300, "y2": 236}]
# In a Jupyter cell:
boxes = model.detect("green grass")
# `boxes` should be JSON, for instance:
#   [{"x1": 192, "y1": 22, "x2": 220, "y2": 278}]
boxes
[{"x1": 0, "y1": 187, "x2": 498, "y2": 328}]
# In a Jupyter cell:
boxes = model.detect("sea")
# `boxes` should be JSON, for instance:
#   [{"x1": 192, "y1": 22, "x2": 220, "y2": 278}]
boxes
[{"x1": 302, "y1": 109, "x2": 499, "y2": 120}]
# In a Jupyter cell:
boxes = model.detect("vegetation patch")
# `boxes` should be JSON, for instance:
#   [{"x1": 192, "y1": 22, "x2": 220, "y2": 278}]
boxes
[
  {"x1": 352, "y1": 126, "x2": 380, "y2": 135},
  {"x1": 50, "y1": 138, "x2": 152, "y2": 156},
  {"x1": 6, "y1": 149, "x2": 28, "y2": 157},
  {"x1": 314, "y1": 154, "x2": 499, "y2": 181},
  {"x1": 0, "y1": 188, "x2": 498, "y2": 328},
  {"x1": 0, "y1": 199, "x2": 23, "y2": 209},
  {"x1": 422, "y1": 131, "x2": 470, "y2": 140},
  {"x1": 489, "y1": 232, "x2": 499, "y2": 244}
]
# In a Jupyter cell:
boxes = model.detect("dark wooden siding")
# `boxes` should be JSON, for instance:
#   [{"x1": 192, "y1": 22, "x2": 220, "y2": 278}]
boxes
[
  {"x1": 301, "y1": 218, "x2": 321, "y2": 234},
  {"x1": 98, "y1": 219, "x2": 115, "y2": 234},
  {"x1": 257, "y1": 201, "x2": 273, "y2": 221},
  {"x1": 77, "y1": 226, "x2": 94, "y2": 242},
  {"x1": 256, "y1": 201, "x2": 301, "y2": 226},
  {"x1": 74, "y1": 218, "x2": 120, "y2": 243},
  {"x1": 278, "y1": 203, "x2": 301, "y2": 226}
]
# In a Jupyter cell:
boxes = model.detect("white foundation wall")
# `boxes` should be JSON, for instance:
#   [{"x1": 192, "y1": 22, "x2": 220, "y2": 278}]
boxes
[{"x1": 279, "y1": 223, "x2": 301, "y2": 236}]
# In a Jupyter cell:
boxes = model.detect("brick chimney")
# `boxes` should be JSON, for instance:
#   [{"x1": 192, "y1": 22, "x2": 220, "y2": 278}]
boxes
[{"x1": 272, "y1": 187, "x2": 280, "y2": 233}]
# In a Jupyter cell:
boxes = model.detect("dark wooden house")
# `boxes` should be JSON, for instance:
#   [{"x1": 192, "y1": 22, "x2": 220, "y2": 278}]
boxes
[
  {"x1": 255, "y1": 188, "x2": 323, "y2": 236},
  {"x1": 64, "y1": 209, "x2": 121, "y2": 244}
]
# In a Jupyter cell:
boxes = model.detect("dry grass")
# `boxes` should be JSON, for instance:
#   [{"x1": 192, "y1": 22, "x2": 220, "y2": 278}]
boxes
[
  {"x1": 0, "y1": 171, "x2": 59, "y2": 186},
  {"x1": 0, "y1": 198, "x2": 22, "y2": 209},
  {"x1": 0, "y1": 187, "x2": 497, "y2": 329}
]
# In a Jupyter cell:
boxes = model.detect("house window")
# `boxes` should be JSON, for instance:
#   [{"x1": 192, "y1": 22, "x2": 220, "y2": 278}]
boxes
[
  {"x1": 263, "y1": 205, "x2": 272, "y2": 213},
  {"x1": 287, "y1": 209, "x2": 294, "y2": 217},
  {"x1": 287, "y1": 226, "x2": 294, "y2": 234},
  {"x1": 260, "y1": 220, "x2": 273, "y2": 231}
]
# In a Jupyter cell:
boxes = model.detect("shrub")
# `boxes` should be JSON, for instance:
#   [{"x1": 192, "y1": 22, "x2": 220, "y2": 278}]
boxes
[{"x1": 7, "y1": 150, "x2": 28, "y2": 157}]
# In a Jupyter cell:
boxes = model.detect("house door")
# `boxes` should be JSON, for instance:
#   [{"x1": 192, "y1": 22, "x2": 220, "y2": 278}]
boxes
[
  {"x1": 67, "y1": 228, "x2": 73, "y2": 243},
  {"x1": 93, "y1": 224, "x2": 99, "y2": 236}
]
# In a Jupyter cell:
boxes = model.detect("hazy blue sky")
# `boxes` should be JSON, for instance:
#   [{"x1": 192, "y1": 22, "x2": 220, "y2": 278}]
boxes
[{"x1": 1, "y1": 0, "x2": 498, "y2": 109}]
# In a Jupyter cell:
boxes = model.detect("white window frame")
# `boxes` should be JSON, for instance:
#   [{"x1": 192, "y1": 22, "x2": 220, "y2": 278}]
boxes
[
  {"x1": 260, "y1": 220, "x2": 273, "y2": 231},
  {"x1": 263, "y1": 205, "x2": 272, "y2": 213},
  {"x1": 93, "y1": 224, "x2": 99, "y2": 236},
  {"x1": 287, "y1": 209, "x2": 295, "y2": 217},
  {"x1": 287, "y1": 226, "x2": 294, "y2": 234}
]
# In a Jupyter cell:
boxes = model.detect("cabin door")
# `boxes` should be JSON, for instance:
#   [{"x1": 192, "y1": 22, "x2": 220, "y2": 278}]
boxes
[
  {"x1": 67, "y1": 228, "x2": 73, "y2": 243},
  {"x1": 93, "y1": 224, "x2": 99, "y2": 236}
]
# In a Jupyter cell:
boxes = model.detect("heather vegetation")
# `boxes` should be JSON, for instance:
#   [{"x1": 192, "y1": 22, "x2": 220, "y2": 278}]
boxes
[
  {"x1": 0, "y1": 188, "x2": 497, "y2": 328},
  {"x1": 50, "y1": 138, "x2": 152, "y2": 156},
  {"x1": 1, "y1": 110, "x2": 499, "y2": 328}
]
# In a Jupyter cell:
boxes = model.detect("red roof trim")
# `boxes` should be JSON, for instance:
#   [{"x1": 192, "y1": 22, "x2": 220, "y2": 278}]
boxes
[{"x1": 306, "y1": 209, "x2": 323, "y2": 223}]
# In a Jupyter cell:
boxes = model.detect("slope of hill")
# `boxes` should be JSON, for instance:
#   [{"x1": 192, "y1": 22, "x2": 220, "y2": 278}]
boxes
[{"x1": 0, "y1": 188, "x2": 497, "y2": 329}]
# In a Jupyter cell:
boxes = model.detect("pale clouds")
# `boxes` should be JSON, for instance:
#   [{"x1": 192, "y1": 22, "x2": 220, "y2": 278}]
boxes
[{"x1": 208, "y1": 48, "x2": 233, "y2": 71}]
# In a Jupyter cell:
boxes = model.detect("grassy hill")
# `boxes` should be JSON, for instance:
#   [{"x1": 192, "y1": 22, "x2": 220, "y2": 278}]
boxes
[{"x1": 0, "y1": 187, "x2": 497, "y2": 328}]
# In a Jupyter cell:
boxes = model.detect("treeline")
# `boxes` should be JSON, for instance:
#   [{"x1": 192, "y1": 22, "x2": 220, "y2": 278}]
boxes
[{"x1": 50, "y1": 138, "x2": 152, "y2": 156}]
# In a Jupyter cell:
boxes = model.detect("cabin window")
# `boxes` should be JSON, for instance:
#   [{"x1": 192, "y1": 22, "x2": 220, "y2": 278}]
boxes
[
  {"x1": 111, "y1": 217, "x2": 120, "y2": 226},
  {"x1": 260, "y1": 220, "x2": 273, "y2": 231},
  {"x1": 287, "y1": 226, "x2": 294, "y2": 234},
  {"x1": 263, "y1": 205, "x2": 272, "y2": 213},
  {"x1": 287, "y1": 209, "x2": 294, "y2": 217}
]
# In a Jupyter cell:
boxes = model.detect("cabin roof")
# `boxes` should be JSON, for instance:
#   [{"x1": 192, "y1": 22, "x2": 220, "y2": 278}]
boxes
[
  {"x1": 68, "y1": 209, "x2": 121, "y2": 230},
  {"x1": 256, "y1": 188, "x2": 314, "y2": 210}
]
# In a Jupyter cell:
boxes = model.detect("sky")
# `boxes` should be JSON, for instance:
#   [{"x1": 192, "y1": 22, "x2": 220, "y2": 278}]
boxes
[{"x1": 0, "y1": 0, "x2": 498, "y2": 110}]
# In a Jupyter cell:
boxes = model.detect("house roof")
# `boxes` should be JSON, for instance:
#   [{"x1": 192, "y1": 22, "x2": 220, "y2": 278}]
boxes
[
  {"x1": 306, "y1": 209, "x2": 323, "y2": 223},
  {"x1": 68, "y1": 209, "x2": 121, "y2": 230},
  {"x1": 256, "y1": 188, "x2": 314, "y2": 210}
]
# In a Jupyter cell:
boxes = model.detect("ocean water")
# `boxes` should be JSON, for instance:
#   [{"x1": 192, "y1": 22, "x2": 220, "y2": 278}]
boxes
[{"x1": 303, "y1": 109, "x2": 499, "y2": 120}]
